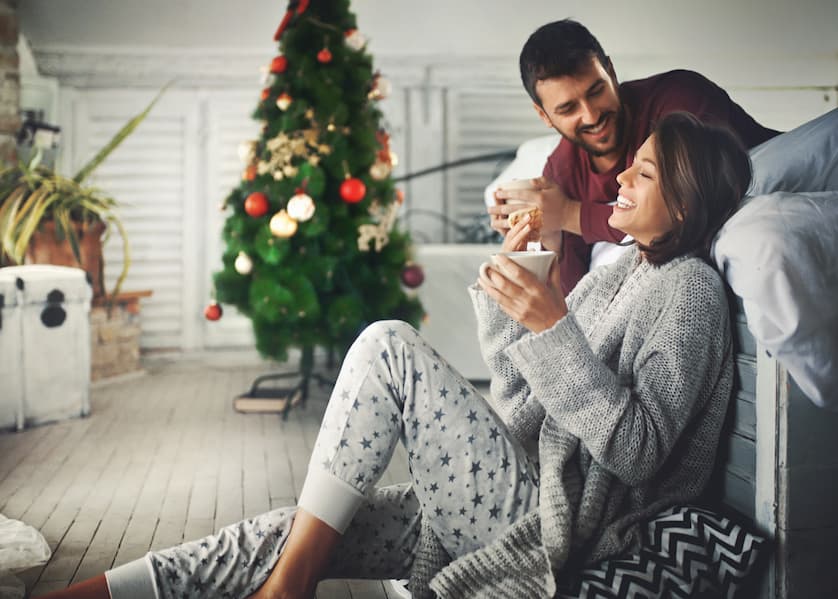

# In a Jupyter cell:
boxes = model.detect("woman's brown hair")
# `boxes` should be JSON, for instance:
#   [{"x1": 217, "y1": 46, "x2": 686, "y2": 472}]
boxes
[{"x1": 638, "y1": 111, "x2": 752, "y2": 265}]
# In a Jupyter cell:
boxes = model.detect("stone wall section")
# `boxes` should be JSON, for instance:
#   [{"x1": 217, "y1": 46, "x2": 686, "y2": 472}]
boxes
[
  {"x1": 0, "y1": 0, "x2": 18, "y2": 164},
  {"x1": 90, "y1": 293, "x2": 150, "y2": 381}
]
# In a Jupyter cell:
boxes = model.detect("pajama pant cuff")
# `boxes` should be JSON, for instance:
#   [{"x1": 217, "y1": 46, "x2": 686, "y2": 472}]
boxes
[
  {"x1": 298, "y1": 468, "x2": 365, "y2": 534},
  {"x1": 105, "y1": 554, "x2": 159, "y2": 599}
]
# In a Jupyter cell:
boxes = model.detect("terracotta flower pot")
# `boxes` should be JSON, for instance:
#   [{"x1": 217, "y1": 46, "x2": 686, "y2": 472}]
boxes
[{"x1": 25, "y1": 220, "x2": 107, "y2": 297}]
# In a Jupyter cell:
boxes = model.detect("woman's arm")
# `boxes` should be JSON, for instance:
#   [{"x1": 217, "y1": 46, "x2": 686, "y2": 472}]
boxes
[
  {"x1": 469, "y1": 221, "x2": 608, "y2": 445},
  {"x1": 506, "y1": 263, "x2": 733, "y2": 485}
]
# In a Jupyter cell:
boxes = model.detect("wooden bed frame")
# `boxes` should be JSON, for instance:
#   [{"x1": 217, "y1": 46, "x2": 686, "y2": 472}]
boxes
[{"x1": 710, "y1": 294, "x2": 838, "y2": 597}]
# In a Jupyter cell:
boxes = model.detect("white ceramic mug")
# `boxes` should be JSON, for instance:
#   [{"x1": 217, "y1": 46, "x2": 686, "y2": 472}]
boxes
[{"x1": 479, "y1": 250, "x2": 556, "y2": 283}]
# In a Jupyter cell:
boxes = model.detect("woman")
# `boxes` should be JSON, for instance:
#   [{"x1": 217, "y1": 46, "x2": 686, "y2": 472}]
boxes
[{"x1": 38, "y1": 111, "x2": 751, "y2": 599}]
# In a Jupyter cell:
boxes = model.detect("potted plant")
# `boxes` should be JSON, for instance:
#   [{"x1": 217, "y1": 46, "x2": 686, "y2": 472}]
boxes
[{"x1": 0, "y1": 89, "x2": 165, "y2": 299}]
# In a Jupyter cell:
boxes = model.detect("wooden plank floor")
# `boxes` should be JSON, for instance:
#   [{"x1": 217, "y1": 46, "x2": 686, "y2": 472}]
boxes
[{"x1": 0, "y1": 354, "x2": 412, "y2": 598}]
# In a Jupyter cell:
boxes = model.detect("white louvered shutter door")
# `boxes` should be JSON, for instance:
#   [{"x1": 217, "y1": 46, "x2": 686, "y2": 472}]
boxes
[
  {"x1": 203, "y1": 92, "x2": 262, "y2": 348},
  {"x1": 79, "y1": 90, "x2": 199, "y2": 351},
  {"x1": 446, "y1": 88, "x2": 549, "y2": 232}
]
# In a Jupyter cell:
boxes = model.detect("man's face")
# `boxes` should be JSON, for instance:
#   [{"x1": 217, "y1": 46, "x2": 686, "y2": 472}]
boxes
[{"x1": 533, "y1": 56, "x2": 623, "y2": 158}]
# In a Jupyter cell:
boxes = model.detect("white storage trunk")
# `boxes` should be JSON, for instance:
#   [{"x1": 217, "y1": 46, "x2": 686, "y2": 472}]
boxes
[
  {"x1": 0, "y1": 269, "x2": 25, "y2": 431},
  {"x1": 0, "y1": 265, "x2": 92, "y2": 428}
]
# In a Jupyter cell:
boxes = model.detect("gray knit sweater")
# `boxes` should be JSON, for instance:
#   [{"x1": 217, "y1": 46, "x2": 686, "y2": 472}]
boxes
[{"x1": 411, "y1": 247, "x2": 734, "y2": 598}]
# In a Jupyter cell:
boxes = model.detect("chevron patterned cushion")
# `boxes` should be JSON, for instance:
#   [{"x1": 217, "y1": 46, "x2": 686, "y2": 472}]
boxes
[{"x1": 556, "y1": 506, "x2": 766, "y2": 599}]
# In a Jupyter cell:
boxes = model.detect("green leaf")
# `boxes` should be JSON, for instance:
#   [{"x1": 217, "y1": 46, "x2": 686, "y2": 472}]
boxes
[{"x1": 73, "y1": 83, "x2": 169, "y2": 184}]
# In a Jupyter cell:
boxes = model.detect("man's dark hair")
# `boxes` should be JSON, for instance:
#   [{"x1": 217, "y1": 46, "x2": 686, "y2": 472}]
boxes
[
  {"x1": 519, "y1": 19, "x2": 609, "y2": 106},
  {"x1": 640, "y1": 111, "x2": 752, "y2": 265}
]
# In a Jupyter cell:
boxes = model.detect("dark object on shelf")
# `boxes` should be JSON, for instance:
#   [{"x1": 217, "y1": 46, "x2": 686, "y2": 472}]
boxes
[{"x1": 16, "y1": 109, "x2": 61, "y2": 168}]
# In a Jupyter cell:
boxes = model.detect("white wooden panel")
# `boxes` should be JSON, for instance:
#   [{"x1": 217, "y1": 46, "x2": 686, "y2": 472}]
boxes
[
  {"x1": 202, "y1": 91, "x2": 262, "y2": 348},
  {"x1": 402, "y1": 86, "x2": 448, "y2": 243},
  {"x1": 447, "y1": 87, "x2": 549, "y2": 235},
  {"x1": 727, "y1": 87, "x2": 837, "y2": 132},
  {"x1": 414, "y1": 243, "x2": 499, "y2": 381},
  {"x1": 76, "y1": 90, "x2": 198, "y2": 350}
]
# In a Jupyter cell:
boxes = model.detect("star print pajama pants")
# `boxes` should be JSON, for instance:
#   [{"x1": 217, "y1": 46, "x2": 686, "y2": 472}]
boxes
[{"x1": 105, "y1": 321, "x2": 540, "y2": 598}]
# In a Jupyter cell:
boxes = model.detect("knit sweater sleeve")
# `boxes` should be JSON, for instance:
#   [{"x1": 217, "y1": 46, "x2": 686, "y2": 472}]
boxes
[
  {"x1": 505, "y1": 262, "x2": 731, "y2": 486},
  {"x1": 468, "y1": 285, "x2": 545, "y2": 445},
  {"x1": 466, "y1": 264, "x2": 609, "y2": 446}
]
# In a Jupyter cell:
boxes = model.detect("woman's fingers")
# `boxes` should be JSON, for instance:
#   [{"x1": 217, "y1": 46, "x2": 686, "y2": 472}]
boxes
[{"x1": 502, "y1": 215, "x2": 533, "y2": 252}]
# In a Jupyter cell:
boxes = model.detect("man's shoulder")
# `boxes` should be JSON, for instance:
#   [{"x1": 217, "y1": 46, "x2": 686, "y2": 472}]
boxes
[
  {"x1": 623, "y1": 69, "x2": 720, "y2": 95},
  {"x1": 546, "y1": 136, "x2": 583, "y2": 179}
]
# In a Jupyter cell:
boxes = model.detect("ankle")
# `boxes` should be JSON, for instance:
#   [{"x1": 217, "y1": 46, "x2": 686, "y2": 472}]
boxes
[{"x1": 252, "y1": 564, "x2": 316, "y2": 599}]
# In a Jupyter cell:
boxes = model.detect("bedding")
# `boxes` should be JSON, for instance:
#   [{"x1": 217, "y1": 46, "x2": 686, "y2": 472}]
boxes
[
  {"x1": 748, "y1": 107, "x2": 838, "y2": 195},
  {"x1": 712, "y1": 190, "x2": 838, "y2": 409},
  {"x1": 713, "y1": 107, "x2": 838, "y2": 409}
]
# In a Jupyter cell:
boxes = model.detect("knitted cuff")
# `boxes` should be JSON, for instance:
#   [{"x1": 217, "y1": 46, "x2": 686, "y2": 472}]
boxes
[
  {"x1": 298, "y1": 468, "x2": 366, "y2": 534},
  {"x1": 106, "y1": 554, "x2": 160, "y2": 599}
]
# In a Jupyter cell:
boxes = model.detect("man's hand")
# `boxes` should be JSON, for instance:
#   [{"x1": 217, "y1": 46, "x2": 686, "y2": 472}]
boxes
[
  {"x1": 489, "y1": 177, "x2": 580, "y2": 252},
  {"x1": 478, "y1": 253, "x2": 567, "y2": 334}
]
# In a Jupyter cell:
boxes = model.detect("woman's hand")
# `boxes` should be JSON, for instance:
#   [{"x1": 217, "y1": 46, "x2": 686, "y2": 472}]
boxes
[
  {"x1": 501, "y1": 211, "x2": 534, "y2": 252},
  {"x1": 479, "y1": 252, "x2": 568, "y2": 333}
]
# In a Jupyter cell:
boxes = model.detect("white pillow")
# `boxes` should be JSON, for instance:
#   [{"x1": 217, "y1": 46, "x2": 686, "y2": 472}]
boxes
[
  {"x1": 749, "y1": 107, "x2": 838, "y2": 195},
  {"x1": 713, "y1": 191, "x2": 838, "y2": 409}
]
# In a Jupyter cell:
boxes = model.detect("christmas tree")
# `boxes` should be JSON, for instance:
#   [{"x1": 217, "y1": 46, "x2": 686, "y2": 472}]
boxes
[{"x1": 211, "y1": 0, "x2": 425, "y2": 392}]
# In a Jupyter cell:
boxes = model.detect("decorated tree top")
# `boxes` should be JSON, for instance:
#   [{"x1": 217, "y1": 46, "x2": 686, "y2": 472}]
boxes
[{"x1": 212, "y1": 0, "x2": 424, "y2": 372}]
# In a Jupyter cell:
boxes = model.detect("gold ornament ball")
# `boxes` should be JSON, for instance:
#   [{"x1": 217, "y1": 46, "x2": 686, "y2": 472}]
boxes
[
  {"x1": 287, "y1": 192, "x2": 316, "y2": 222},
  {"x1": 376, "y1": 77, "x2": 393, "y2": 98},
  {"x1": 345, "y1": 29, "x2": 367, "y2": 51},
  {"x1": 370, "y1": 160, "x2": 392, "y2": 181},
  {"x1": 270, "y1": 210, "x2": 298, "y2": 238},
  {"x1": 276, "y1": 93, "x2": 293, "y2": 111}
]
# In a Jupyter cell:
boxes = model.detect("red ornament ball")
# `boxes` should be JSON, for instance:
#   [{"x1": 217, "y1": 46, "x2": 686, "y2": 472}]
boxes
[
  {"x1": 400, "y1": 263, "x2": 425, "y2": 289},
  {"x1": 260, "y1": 88, "x2": 271, "y2": 102},
  {"x1": 317, "y1": 48, "x2": 333, "y2": 63},
  {"x1": 204, "y1": 302, "x2": 223, "y2": 321},
  {"x1": 339, "y1": 178, "x2": 366, "y2": 203},
  {"x1": 244, "y1": 192, "x2": 269, "y2": 217},
  {"x1": 243, "y1": 165, "x2": 257, "y2": 181},
  {"x1": 270, "y1": 55, "x2": 288, "y2": 73}
]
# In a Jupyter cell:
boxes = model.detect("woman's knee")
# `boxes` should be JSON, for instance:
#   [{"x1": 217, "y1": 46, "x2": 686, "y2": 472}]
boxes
[{"x1": 357, "y1": 320, "x2": 417, "y2": 345}]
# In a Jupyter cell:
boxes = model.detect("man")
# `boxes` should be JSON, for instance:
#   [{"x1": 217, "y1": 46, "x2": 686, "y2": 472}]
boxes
[{"x1": 491, "y1": 19, "x2": 780, "y2": 294}]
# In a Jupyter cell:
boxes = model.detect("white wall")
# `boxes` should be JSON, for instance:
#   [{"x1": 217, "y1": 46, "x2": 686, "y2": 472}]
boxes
[{"x1": 20, "y1": 0, "x2": 838, "y2": 65}]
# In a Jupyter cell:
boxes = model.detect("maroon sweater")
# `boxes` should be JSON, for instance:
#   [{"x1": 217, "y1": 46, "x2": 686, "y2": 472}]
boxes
[{"x1": 544, "y1": 69, "x2": 780, "y2": 294}]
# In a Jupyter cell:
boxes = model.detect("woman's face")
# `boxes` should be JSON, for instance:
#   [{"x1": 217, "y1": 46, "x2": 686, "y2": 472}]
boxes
[{"x1": 610, "y1": 134, "x2": 676, "y2": 246}]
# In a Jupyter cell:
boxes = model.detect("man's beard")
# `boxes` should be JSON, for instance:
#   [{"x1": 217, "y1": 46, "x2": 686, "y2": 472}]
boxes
[{"x1": 561, "y1": 108, "x2": 625, "y2": 158}]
